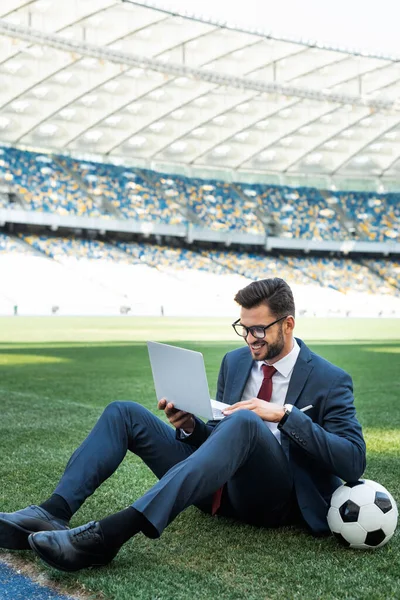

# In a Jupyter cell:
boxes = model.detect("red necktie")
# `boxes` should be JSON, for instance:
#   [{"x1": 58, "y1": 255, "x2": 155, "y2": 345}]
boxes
[
  {"x1": 211, "y1": 364, "x2": 277, "y2": 516},
  {"x1": 257, "y1": 365, "x2": 277, "y2": 402}
]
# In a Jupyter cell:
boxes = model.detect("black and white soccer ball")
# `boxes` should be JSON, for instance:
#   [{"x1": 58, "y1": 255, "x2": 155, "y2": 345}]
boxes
[{"x1": 328, "y1": 479, "x2": 398, "y2": 549}]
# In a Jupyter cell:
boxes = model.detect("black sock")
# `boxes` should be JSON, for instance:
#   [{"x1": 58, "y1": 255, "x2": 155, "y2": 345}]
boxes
[
  {"x1": 39, "y1": 494, "x2": 73, "y2": 523},
  {"x1": 99, "y1": 507, "x2": 146, "y2": 548}
]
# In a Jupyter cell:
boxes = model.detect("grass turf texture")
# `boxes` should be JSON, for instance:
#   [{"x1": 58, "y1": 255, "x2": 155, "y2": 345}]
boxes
[{"x1": 0, "y1": 317, "x2": 399, "y2": 600}]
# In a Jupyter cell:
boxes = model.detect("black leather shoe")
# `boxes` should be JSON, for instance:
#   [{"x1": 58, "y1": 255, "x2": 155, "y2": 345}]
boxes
[
  {"x1": 28, "y1": 521, "x2": 119, "y2": 572},
  {"x1": 0, "y1": 505, "x2": 69, "y2": 550}
]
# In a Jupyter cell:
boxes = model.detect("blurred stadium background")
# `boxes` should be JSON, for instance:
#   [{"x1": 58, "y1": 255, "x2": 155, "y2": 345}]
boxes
[{"x1": 0, "y1": 0, "x2": 399, "y2": 319}]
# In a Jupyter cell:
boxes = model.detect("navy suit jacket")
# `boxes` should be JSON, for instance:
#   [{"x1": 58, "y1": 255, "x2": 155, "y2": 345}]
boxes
[{"x1": 181, "y1": 338, "x2": 366, "y2": 534}]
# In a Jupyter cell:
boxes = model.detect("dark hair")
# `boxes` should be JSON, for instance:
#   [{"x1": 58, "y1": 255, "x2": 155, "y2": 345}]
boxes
[{"x1": 234, "y1": 278, "x2": 295, "y2": 318}]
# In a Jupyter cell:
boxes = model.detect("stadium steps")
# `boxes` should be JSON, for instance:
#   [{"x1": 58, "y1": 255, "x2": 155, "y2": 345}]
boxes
[
  {"x1": 202, "y1": 252, "x2": 341, "y2": 295},
  {"x1": 137, "y1": 169, "x2": 204, "y2": 228},
  {"x1": 17, "y1": 231, "x2": 75, "y2": 262},
  {"x1": 170, "y1": 199, "x2": 204, "y2": 228},
  {"x1": 52, "y1": 156, "x2": 122, "y2": 219},
  {"x1": 231, "y1": 183, "x2": 282, "y2": 236},
  {"x1": 16, "y1": 234, "x2": 51, "y2": 258},
  {"x1": 138, "y1": 169, "x2": 157, "y2": 185},
  {"x1": 360, "y1": 259, "x2": 400, "y2": 294},
  {"x1": 179, "y1": 206, "x2": 204, "y2": 228},
  {"x1": 7, "y1": 189, "x2": 28, "y2": 210},
  {"x1": 320, "y1": 189, "x2": 359, "y2": 239},
  {"x1": 279, "y1": 255, "x2": 341, "y2": 291},
  {"x1": 0, "y1": 188, "x2": 28, "y2": 210},
  {"x1": 200, "y1": 252, "x2": 245, "y2": 277},
  {"x1": 202, "y1": 247, "x2": 336, "y2": 289},
  {"x1": 200, "y1": 250, "x2": 332, "y2": 288}
]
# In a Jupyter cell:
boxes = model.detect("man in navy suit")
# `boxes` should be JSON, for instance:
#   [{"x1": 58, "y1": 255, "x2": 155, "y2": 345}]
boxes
[{"x1": 0, "y1": 278, "x2": 366, "y2": 572}]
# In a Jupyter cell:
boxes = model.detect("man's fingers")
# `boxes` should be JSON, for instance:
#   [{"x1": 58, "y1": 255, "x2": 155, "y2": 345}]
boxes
[
  {"x1": 228, "y1": 400, "x2": 252, "y2": 410},
  {"x1": 173, "y1": 417, "x2": 191, "y2": 429},
  {"x1": 224, "y1": 398, "x2": 264, "y2": 413},
  {"x1": 158, "y1": 399, "x2": 167, "y2": 410},
  {"x1": 223, "y1": 404, "x2": 253, "y2": 414},
  {"x1": 163, "y1": 402, "x2": 179, "y2": 416},
  {"x1": 157, "y1": 401, "x2": 193, "y2": 428},
  {"x1": 167, "y1": 410, "x2": 194, "y2": 431},
  {"x1": 169, "y1": 409, "x2": 189, "y2": 423},
  {"x1": 165, "y1": 406, "x2": 180, "y2": 418}
]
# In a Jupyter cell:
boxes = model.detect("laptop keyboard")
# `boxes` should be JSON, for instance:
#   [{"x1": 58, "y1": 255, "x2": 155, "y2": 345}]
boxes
[
  {"x1": 210, "y1": 399, "x2": 230, "y2": 420},
  {"x1": 212, "y1": 408, "x2": 225, "y2": 419}
]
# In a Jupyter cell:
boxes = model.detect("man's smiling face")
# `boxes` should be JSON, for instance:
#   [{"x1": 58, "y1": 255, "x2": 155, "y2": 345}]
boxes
[{"x1": 239, "y1": 303, "x2": 293, "y2": 363}]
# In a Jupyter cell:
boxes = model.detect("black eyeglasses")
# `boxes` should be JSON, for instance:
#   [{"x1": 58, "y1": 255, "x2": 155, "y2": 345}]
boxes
[{"x1": 232, "y1": 315, "x2": 288, "y2": 339}]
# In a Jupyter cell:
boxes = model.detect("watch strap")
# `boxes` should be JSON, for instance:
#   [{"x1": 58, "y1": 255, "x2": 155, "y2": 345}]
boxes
[{"x1": 278, "y1": 404, "x2": 293, "y2": 429}]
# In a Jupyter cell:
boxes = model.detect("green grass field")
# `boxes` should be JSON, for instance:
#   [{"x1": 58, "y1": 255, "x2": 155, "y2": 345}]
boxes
[{"x1": 0, "y1": 317, "x2": 399, "y2": 600}]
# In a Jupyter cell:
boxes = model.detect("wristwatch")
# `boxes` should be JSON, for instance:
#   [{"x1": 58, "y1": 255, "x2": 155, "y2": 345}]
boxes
[{"x1": 278, "y1": 403, "x2": 293, "y2": 429}]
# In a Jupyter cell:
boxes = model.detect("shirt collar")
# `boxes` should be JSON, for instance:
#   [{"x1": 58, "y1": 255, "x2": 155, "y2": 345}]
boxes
[{"x1": 256, "y1": 338, "x2": 300, "y2": 378}]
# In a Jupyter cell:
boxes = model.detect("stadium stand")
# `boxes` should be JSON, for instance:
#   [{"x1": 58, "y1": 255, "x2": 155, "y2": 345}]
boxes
[
  {"x1": 59, "y1": 157, "x2": 188, "y2": 226},
  {"x1": 201, "y1": 249, "x2": 312, "y2": 286},
  {"x1": 0, "y1": 232, "x2": 28, "y2": 254},
  {"x1": 9, "y1": 234, "x2": 248, "y2": 317},
  {"x1": 303, "y1": 257, "x2": 397, "y2": 295},
  {"x1": 363, "y1": 258, "x2": 400, "y2": 292},
  {"x1": 1, "y1": 148, "x2": 400, "y2": 245},
  {"x1": 236, "y1": 184, "x2": 344, "y2": 240},
  {"x1": 196, "y1": 250, "x2": 398, "y2": 297},
  {"x1": 329, "y1": 191, "x2": 400, "y2": 242},
  {"x1": 0, "y1": 148, "x2": 105, "y2": 218},
  {"x1": 22, "y1": 234, "x2": 131, "y2": 263},
  {"x1": 0, "y1": 148, "x2": 399, "y2": 318},
  {"x1": 146, "y1": 172, "x2": 263, "y2": 233},
  {"x1": 0, "y1": 232, "x2": 393, "y2": 317},
  {"x1": 117, "y1": 241, "x2": 232, "y2": 275}
]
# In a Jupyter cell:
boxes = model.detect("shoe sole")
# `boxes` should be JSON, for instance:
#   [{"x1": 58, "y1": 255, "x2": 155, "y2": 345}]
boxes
[
  {"x1": 0, "y1": 518, "x2": 31, "y2": 550},
  {"x1": 28, "y1": 535, "x2": 112, "y2": 573}
]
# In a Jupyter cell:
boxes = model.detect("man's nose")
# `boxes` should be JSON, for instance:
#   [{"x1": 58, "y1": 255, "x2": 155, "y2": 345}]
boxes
[{"x1": 246, "y1": 330, "x2": 258, "y2": 343}]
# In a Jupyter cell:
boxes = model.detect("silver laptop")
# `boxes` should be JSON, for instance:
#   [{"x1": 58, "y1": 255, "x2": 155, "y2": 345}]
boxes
[{"x1": 147, "y1": 341, "x2": 229, "y2": 421}]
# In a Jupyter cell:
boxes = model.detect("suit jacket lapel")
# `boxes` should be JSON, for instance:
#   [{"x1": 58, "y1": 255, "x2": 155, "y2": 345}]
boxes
[
  {"x1": 228, "y1": 350, "x2": 254, "y2": 405},
  {"x1": 284, "y1": 338, "x2": 314, "y2": 408},
  {"x1": 280, "y1": 339, "x2": 314, "y2": 459}
]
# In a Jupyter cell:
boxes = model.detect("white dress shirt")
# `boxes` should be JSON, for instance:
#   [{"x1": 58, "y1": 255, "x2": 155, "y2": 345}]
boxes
[
  {"x1": 180, "y1": 338, "x2": 300, "y2": 440},
  {"x1": 240, "y1": 338, "x2": 300, "y2": 444}
]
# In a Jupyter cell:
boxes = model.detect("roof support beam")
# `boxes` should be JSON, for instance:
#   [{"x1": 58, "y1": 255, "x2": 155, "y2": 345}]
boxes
[
  {"x1": 0, "y1": 19, "x2": 397, "y2": 111},
  {"x1": 281, "y1": 110, "x2": 370, "y2": 173},
  {"x1": 331, "y1": 118, "x2": 400, "y2": 175},
  {"x1": 381, "y1": 152, "x2": 400, "y2": 177},
  {"x1": 126, "y1": 1, "x2": 400, "y2": 63}
]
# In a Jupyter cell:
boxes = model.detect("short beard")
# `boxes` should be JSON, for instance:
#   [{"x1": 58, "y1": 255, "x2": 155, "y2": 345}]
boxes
[{"x1": 264, "y1": 324, "x2": 285, "y2": 361}]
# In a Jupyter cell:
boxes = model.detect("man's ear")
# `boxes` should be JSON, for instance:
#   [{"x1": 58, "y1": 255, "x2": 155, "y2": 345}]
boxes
[{"x1": 285, "y1": 316, "x2": 295, "y2": 333}]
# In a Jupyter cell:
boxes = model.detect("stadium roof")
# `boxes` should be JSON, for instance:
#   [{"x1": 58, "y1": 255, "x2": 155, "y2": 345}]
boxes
[{"x1": 0, "y1": 0, "x2": 399, "y2": 187}]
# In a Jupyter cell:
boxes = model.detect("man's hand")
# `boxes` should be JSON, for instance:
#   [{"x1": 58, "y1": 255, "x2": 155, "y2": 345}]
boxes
[
  {"x1": 223, "y1": 398, "x2": 285, "y2": 423},
  {"x1": 158, "y1": 398, "x2": 195, "y2": 433}
]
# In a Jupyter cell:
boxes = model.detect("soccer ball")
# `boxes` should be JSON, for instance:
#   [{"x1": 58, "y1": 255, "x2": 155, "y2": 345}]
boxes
[{"x1": 327, "y1": 479, "x2": 398, "y2": 549}]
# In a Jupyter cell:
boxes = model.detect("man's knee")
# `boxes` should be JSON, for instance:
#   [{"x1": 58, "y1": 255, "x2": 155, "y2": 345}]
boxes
[
  {"x1": 102, "y1": 401, "x2": 149, "y2": 424},
  {"x1": 222, "y1": 409, "x2": 264, "y2": 434}
]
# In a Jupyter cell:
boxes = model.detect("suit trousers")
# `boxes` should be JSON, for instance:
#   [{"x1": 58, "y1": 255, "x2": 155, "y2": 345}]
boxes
[{"x1": 55, "y1": 401, "x2": 295, "y2": 537}]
